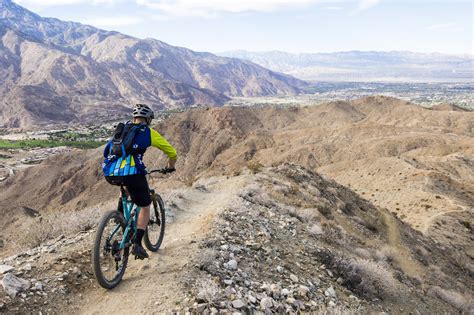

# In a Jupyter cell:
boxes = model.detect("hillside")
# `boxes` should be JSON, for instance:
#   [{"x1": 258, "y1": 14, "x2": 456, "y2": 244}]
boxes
[
  {"x1": 0, "y1": 96, "x2": 472, "y2": 313},
  {"x1": 0, "y1": 165, "x2": 472, "y2": 313},
  {"x1": 219, "y1": 50, "x2": 474, "y2": 82},
  {"x1": 0, "y1": 0, "x2": 306, "y2": 128},
  {"x1": 1, "y1": 95, "x2": 472, "y2": 252}
]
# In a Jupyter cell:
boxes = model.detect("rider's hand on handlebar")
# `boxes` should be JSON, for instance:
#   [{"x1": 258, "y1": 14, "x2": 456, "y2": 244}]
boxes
[{"x1": 163, "y1": 167, "x2": 176, "y2": 174}]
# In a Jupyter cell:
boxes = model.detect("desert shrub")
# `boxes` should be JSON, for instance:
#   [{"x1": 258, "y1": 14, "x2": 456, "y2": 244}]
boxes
[
  {"x1": 298, "y1": 208, "x2": 320, "y2": 222},
  {"x1": 17, "y1": 207, "x2": 101, "y2": 248},
  {"x1": 289, "y1": 184, "x2": 300, "y2": 195},
  {"x1": 429, "y1": 286, "x2": 473, "y2": 313},
  {"x1": 332, "y1": 257, "x2": 401, "y2": 300},
  {"x1": 247, "y1": 160, "x2": 264, "y2": 174},
  {"x1": 353, "y1": 248, "x2": 372, "y2": 259},
  {"x1": 307, "y1": 223, "x2": 324, "y2": 237},
  {"x1": 374, "y1": 245, "x2": 398, "y2": 264},
  {"x1": 197, "y1": 278, "x2": 222, "y2": 305},
  {"x1": 195, "y1": 248, "x2": 218, "y2": 271},
  {"x1": 316, "y1": 203, "x2": 333, "y2": 219},
  {"x1": 460, "y1": 220, "x2": 471, "y2": 229},
  {"x1": 322, "y1": 224, "x2": 349, "y2": 246},
  {"x1": 284, "y1": 207, "x2": 304, "y2": 222}
]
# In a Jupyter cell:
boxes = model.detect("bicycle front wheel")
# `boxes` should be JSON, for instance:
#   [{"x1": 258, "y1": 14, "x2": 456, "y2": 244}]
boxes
[
  {"x1": 144, "y1": 194, "x2": 166, "y2": 252},
  {"x1": 92, "y1": 210, "x2": 129, "y2": 289}
]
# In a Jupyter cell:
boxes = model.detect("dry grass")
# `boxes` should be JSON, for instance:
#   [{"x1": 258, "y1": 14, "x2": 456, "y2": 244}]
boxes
[
  {"x1": 374, "y1": 245, "x2": 398, "y2": 264},
  {"x1": 197, "y1": 278, "x2": 222, "y2": 305},
  {"x1": 333, "y1": 257, "x2": 401, "y2": 300},
  {"x1": 307, "y1": 223, "x2": 324, "y2": 237},
  {"x1": 429, "y1": 286, "x2": 473, "y2": 313},
  {"x1": 247, "y1": 160, "x2": 264, "y2": 174},
  {"x1": 298, "y1": 208, "x2": 321, "y2": 222},
  {"x1": 16, "y1": 207, "x2": 101, "y2": 248}
]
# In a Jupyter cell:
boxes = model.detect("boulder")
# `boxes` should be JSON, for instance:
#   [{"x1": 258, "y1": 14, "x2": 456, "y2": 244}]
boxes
[{"x1": 1, "y1": 273, "x2": 31, "y2": 298}]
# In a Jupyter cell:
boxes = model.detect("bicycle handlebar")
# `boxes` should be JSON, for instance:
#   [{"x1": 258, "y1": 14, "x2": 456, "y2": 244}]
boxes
[{"x1": 147, "y1": 167, "x2": 175, "y2": 175}]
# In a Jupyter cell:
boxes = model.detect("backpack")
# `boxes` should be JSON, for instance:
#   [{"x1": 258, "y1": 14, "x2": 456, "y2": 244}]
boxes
[{"x1": 108, "y1": 121, "x2": 146, "y2": 159}]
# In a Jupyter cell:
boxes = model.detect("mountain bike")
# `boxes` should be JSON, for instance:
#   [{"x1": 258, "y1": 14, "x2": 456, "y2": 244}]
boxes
[{"x1": 91, "y1": 168, "x2": 170, "y2": 289}]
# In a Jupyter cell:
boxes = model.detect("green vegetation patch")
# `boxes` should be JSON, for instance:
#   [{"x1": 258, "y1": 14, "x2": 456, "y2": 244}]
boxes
[{"x1": 0, "y1": 139, "x2": 104, "y2": 150}]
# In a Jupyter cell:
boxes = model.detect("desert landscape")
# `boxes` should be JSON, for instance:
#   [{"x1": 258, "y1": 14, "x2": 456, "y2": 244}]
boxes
[
  {"x1": 0, "y1": 96, "x2": 473, "y2": 314},
  {"x1": 1, "y1": 0, "x2": 473, "y2": 313}
]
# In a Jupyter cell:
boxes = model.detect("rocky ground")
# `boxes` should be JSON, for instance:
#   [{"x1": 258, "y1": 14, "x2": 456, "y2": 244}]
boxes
[
  {"x1": 1, "y1": 166, "x2": 472, "y2": 314},
  {"x1": 0, "y1": 231, "x2": 93, "y2": 314},
  {"x1": 177, "y1": 165, "x2": 472, "y2": 314},
  {"x1": 1, "y1": 98, "x2": 473, "y2": 314}
]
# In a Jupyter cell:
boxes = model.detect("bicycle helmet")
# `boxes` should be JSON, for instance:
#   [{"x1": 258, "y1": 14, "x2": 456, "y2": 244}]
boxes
[{"x1": 132, "y1": 104, "x2": 154, "y2": 120}]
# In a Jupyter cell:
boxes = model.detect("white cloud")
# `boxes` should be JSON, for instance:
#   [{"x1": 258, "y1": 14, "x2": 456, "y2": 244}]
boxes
[
  {"x1": 81, "y1": 15, "x2": 143, "y2": 27},
  {"x1": 135, "y1": 0, "x2": 333, "y2": 17},
  {"x1": 357, "y1": 0, "x2": 380, "y2": 11},
  {"x1": 325, "y1": 6, "x2": 343, "y2": 10},
  {"x1": 426, "y1": 22, "x2": 462, "y2": 31}
]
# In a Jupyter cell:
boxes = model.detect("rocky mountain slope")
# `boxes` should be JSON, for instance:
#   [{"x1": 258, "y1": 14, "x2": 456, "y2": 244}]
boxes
[
  {"x1": 0, "y1": 165, "x2": 472, "y2": 314},
  {"x1": 0, "y1": 0, "x2": 306, "y2": 128},
  {"x1": 219, "y1": 50, "x2": 474, "y2": 82},
  {"x1": 0, "y1": 96, "x2": 472, "y2": 254},
  {"x1": 0, "y1": 96, "x2": 472, "y2": 313}
]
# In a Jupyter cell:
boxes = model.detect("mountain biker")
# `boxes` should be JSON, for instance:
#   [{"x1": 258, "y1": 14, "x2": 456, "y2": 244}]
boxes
[{"x1": 102, "y1": 104, "x2": 177, "y2": 260}]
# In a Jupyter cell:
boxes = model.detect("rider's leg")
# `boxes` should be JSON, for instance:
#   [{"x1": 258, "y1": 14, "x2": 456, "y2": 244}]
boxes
[
  {"x1": 137, "y1": 205, "x2": 150, "y2": 231},
  {"x1": 125, "y1": 175, "x2": 151, "y2": 259},
  {"x1": 135, "y1": 205, "x2": 150, "y2": 245}
]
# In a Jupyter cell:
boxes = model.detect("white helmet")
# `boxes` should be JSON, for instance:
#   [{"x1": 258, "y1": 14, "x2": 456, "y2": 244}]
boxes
[{"x1": 132, "y1": 104, "x2": 154, "y2": 120}]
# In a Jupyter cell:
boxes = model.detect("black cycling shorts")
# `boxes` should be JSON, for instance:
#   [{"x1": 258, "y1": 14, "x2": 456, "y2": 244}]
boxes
[{"x1": 106, "y1": 175, "x2": 151, "y2": 207}]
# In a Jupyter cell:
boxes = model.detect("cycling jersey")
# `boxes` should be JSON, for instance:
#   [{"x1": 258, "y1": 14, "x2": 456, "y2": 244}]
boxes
[{"x1": 102, "y1": 125, "x2": 177, "y2": 177}]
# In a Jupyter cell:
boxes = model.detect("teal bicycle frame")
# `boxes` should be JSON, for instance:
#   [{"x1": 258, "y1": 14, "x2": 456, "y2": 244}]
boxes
[{"x1": 108, "y1": 187, "x2": 141, "y2": 250}]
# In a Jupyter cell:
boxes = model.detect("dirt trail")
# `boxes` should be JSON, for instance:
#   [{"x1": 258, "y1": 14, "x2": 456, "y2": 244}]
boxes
[
  {"x1": 75, "y1": 175, "x2": 250, "y2": 314},
  {"x1": 381, "y1": 211, "x2": 424, "y2": 279},
  {"x1": 420, "y1": 207, "x2": 470, "y2": 234}
]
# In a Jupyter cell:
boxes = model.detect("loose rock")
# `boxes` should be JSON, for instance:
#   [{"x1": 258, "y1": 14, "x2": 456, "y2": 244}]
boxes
[
  {"x1": 0, "y1": 265, "x2": 14, "y2": 275},
  {"x1": 260, "y1": 297, "x2": 274, "y2": 310},
  {"x1": 232, "y1": 299, "x2": 246, "y2": 309},
  {"x1": 1, "y1": 273, "x2": 31, "y2": 298}
]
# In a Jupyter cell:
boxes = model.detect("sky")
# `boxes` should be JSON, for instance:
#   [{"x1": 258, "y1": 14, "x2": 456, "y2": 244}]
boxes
[{"x1": 14, "y1": 0, "x2": 474, "y2": 55}]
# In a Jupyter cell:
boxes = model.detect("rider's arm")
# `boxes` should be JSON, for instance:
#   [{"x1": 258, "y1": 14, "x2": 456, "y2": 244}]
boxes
[{"x1": 149, "y1": 128, "x2": 177, "y2": 161}]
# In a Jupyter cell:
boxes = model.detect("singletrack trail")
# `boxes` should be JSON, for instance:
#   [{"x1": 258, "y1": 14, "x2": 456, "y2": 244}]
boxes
[
  {"x1": 76, "y1": 175, "x2": 250, "y2": 314},
  {"x1": 381, "y1": 210, "x2": 423, "y2": 280}
]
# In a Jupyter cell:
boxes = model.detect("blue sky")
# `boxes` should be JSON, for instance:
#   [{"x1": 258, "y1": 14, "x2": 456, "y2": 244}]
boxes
[{"x1": 15, "y1": 0, "x2": 473, "y2": 55}]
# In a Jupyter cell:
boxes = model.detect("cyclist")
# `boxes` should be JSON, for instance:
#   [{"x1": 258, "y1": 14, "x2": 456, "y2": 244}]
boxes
[{"x1": 102, "y1": 104, "x2": 177, "y2": 259}]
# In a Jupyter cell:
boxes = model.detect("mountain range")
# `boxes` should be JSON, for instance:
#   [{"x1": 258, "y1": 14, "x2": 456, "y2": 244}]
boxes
[
  {"x1": 218, "y1": 50, "x2": 474, "y2": 82},
  {"x1": 0, "y1": 0, "x2": 305, "y2": 128}
]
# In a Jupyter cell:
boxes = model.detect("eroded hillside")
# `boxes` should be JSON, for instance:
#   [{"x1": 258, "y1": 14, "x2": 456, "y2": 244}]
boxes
[
  {"x1": 0, "y1": 96, "x2": 472, "y2": 313},
  {"x1": 1, "y1": 165, "x2": 472, "y2": 314},
  {"x1": 0, "y1": 96, "x2": 472, "y2": 256}
]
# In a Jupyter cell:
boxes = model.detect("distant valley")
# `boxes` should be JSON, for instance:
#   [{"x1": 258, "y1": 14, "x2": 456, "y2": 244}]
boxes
[{"x1": 219, "y1": 50, "x2": 474, "y2": 83}]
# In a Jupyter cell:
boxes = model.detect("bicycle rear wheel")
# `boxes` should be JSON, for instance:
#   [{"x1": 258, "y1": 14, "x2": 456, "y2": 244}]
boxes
[
  {"x1": 92, "y1": 210, "x2": 129, "y2": 289},
  {"x1": 144, "y1": 194, "x2": 166, "y2": 252}
]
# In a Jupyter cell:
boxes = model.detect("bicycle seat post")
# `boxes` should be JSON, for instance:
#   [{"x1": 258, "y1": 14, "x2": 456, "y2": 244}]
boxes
[{"x1": 120, "y1": 186, "x2": 127, "y2": 198}]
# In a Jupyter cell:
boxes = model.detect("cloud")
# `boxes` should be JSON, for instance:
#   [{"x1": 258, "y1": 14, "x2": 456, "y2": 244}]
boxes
[
  {"x1": 347, "y1": 0, "x2": 380, "y2": 15},
  {"x1": 135, "y1": 0, "x2": 331, "y2": 17},
  {"x1": 426, "y1": 22, "x2": 463, "y2": 32},
  {"x1": 325, "y1": 6, "x2": 343, "y2": 10},
  {"x1": 80, "y1": 15, "x2": 143, "y2": 27},
  {"x1": 16, "y1": 0, "x2": 118, "y2": 6},
  {"x1": 357, "y1": 0, "x2": 380, "y2": 11}
]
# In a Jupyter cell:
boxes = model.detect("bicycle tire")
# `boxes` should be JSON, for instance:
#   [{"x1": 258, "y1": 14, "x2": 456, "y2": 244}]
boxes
[
  {"x1": 144, "y1": 194, "x2": 166, "y2": 252},
  {"x1": 92, "y1": 210, "x2": 129, "y2": 289}
]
